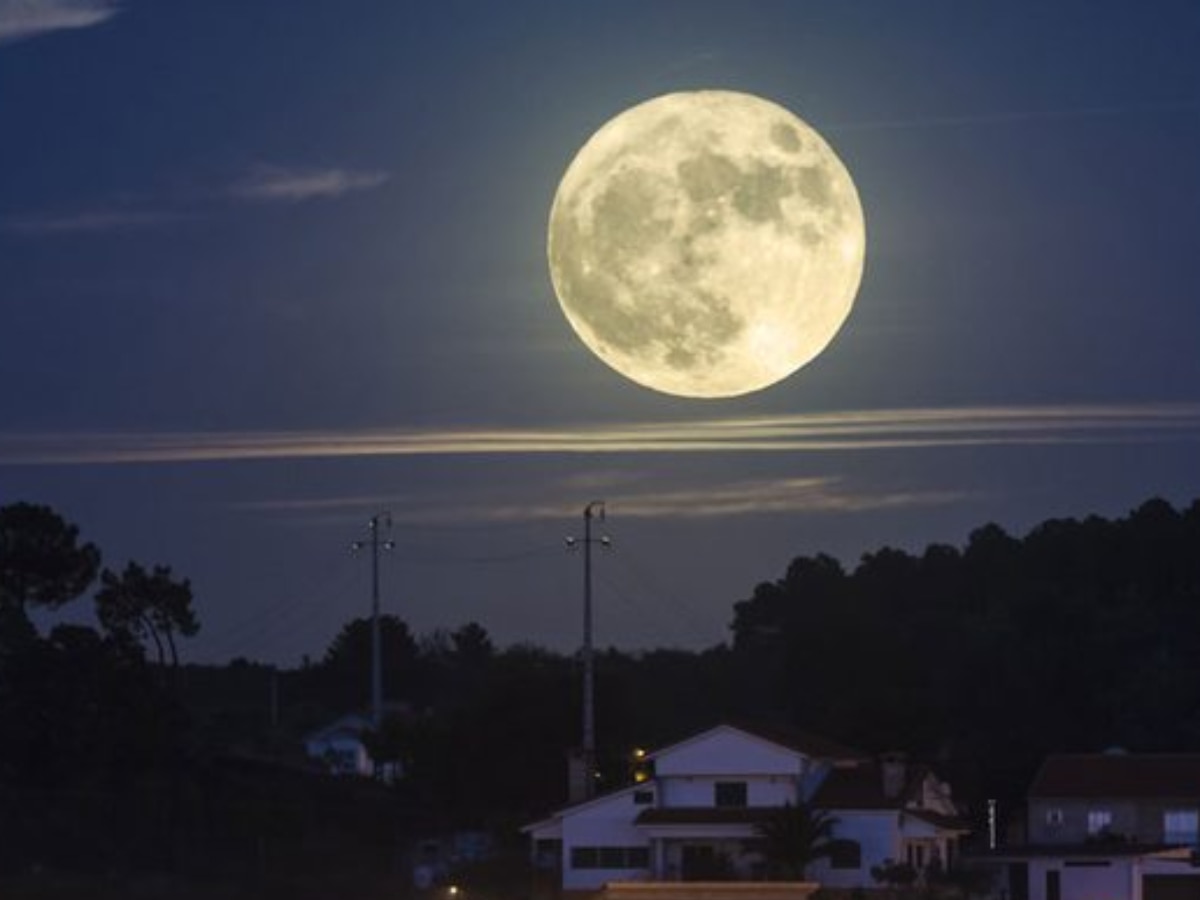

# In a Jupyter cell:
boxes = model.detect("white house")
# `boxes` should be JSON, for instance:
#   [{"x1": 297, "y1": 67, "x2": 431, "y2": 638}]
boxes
[
  {"x1": 524, "y1": 723, "x2": 969, "y2": 895},
  {"x1": 807, "y1": 752, "x2": 967, "y2": 889},
  {"x1": 303, "y1": 711, "x2": 403, "y2": 782},
  {"x1": 982, "y1": 752, "x2": 1200, "y2": 900}
]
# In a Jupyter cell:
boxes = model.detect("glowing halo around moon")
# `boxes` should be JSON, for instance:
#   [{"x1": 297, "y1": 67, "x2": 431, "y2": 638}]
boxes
[{"x1": 547, "y1": 90, "x2": 866, "y2": 398}]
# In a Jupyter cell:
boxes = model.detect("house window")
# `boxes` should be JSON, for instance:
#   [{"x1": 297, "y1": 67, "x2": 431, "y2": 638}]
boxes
[
  {"x1": 1045, "y1": 808, "x2": 1064, "y2": 827},
  {"x1": 534, "y1": 839, "x2": 561, "y2": 870},
  {"x1": 598, "y1": 848, "x2": 625, "y2": 868},
  {"x1": 906, "y1": 843, "x2": 927, "y2": 869},
  {"x1": 1086, "y1": 810, "x2": 1112, "y2": 835},
  {"x1": 829, "y1": 840, "x2": 862, "y2": 870},
  {"x1": 1165, "y1": 810, "x2": 1199, "y2": 845},
  {"x1": 571, "y1": 846, "x2": 650, "y2": 870},
  {"x1": 633, "y1": 789, "x2": 655, "y2": 805},
  {"x1": 714, "y1": 781, "x2": 748, "y2": 808}
]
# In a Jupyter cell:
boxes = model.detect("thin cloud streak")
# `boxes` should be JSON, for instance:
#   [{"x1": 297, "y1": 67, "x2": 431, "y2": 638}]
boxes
[
  {"x1": 1, "y1": 403, "x2": 1198, "y2": 467},
  {"x1": 230, "y1": 165, "x2": 391, "y2": 202},
  {"x1": 231, "y1": 477, "x2": 972, "y2": 526},
  {"x1": 0, "y1": 0, "x2": 118, "y2": 45},
  {"x1": 1, "y1": 209, "x2": 188, "y2": 235},
  {"x1": 431, "y1": 478, "x2": 972, "y2": 524},
  {"x1": 828, "y1": 101, "x2": 1200, "y2": 133},
  {"x1": 2, "y1": 163, "x2": 388, "y2": 235}
]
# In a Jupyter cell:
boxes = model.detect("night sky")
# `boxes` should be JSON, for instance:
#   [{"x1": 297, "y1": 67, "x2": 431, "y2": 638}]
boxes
[{"x1": 3, "y1": 1, "x2": 1199, "y2": 665}]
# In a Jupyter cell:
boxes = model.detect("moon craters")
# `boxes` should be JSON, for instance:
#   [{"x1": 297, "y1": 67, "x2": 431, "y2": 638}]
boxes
[{"x1": 548, "y1": 90, "x2": 865, "y2": 398}]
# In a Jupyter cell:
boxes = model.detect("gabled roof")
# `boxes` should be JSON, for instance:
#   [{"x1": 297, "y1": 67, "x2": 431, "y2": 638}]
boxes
[
  {"x1": 810, "y1": 760, "x2": 936, "y2": 809},
  {"x1": 636, "y1": 807, "x2": 776, "y2": 826},
  {"x1": 519, "y1": 782, "x2": 645, "y2": 833},
  {"x1": 304, "y1": 713, "x2": 373, "y2": 743},
  {"x1": 725, "y1": 722, "x2": 868, "y2": 763},
  {"x1": 812, "y1": 762, "x2": 904, "y2": 810},
  {"x1": 905, "y1": 808, "x2": 972, "y2": 832},
  {"x1": 522, "y1": 722, "x2": 864, "y2": 830},
  {"x1": 1030, "y1": 754, "x2": 1200, "y2": 799},
  {"x1": 648, "y1": 722, "x2": 865, "y2": 764},
  {"x1": 809, "y1": 760, "x2": 969, "y2": 832}
]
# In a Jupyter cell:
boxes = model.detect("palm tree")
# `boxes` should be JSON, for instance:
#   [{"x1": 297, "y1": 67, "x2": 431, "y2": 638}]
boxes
[{"x1": 751, "y1": 801, "x2": 840, "y2": 880}]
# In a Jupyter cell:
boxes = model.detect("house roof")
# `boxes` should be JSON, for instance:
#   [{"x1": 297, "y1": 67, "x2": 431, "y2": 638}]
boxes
[
  {"x1": 809, "y1": 763, "x2": 969, "y2": 832},
  {"x1": 648, "y1": 722, "x2": 866, "y2": 764},
  {"x1": 634, "y1": 803, "x2": 970, "y2": 834},
  {"x1": 905, "y1": 809, "x2": 973, "y2": 832},
  {"x1": 724, "y1": 722, "x2": 868, "y2": 763},
  {"x1": 1030, "y1": 754, "x2": 1200, "y2": 799},
  {"x1": 973, "y1": 843, "x2": 1191, "y2": 861},
  {"x1": 304, "y1": 713, "x2": 373, "y2": 743},
  {"x1": 523, "y1": 723, "x2": 867, "y2": 831},
  {"x1": 519, "y1": 782, "x2": 645, "y2": 832},
  {"x1": 636, "y1": 807, "x2": 777, "y2": 826},
  {"x1": 812, "y1": 762, "x2": 909, "y2": 809},
  {"x1": 811, "y1": 758, "x2": 945, "y2": 808}
]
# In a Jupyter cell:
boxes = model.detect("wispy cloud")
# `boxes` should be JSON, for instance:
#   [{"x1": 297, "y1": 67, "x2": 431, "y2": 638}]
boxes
[
  {"x1": 230, "y1": 165, "x2": 391, "y2": 203},
  {"x1": 228, "y1": 477, "x2": 970, "y2": 526},
  {"x1": 1, "y1": 403, "x2": 1198, "y2": 467},
  {"x1": 2, "y1": 162, "x2": 390, "y2": 238},
  {"x1": 828, "y1": 101, "x2": 1200, "y2": 134},
  {"x1": 0, "y1": 0, "x2": 119, "y2": 45},
  {"x1": 1, "y1": 208, "x2": 188, "y2": 235},
  {"x1": 411, "y1": 477, "x2": 968, "y2": 524}
]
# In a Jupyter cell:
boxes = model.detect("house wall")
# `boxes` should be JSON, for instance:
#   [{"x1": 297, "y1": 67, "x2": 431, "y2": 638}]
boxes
[
  {"x1": 808, "y1": 810, "x2": 900, "y2": 889},
  {"x1": 1024, "y1": 858, "x2": 1138, "y2": 900},
  {"x1": 534, "y1": 727, "x2": 966, "y2": 895},
  {"x1": 561, "y1": 789, "x2": 653, "y2": 891},
  {"x1": 658, "y1": 773, "x2": 799, "y2": 809},
  {"x1": 1029, "y1": 798, "x2": 1200, "y2": 844}
]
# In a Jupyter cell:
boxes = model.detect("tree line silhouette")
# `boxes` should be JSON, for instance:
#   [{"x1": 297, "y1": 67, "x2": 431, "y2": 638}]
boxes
[{"x1": 3, "y1": 496, "x2": 1200, "y2": 896}]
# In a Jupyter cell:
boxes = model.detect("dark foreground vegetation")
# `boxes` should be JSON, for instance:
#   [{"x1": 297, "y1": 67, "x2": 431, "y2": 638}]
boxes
[{"x1": 3, "y1": 496, "x2": 1200, "y2": 896}]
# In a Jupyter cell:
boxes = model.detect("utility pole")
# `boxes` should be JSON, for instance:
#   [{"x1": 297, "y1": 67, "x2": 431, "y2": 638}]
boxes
[
  {"x1": 566, "y1": 501, "x2": 610, "y2": 799},
  {"x1": 268, "y1": 665, "x2": 279, "y2": 730},
  {"x1": 352, "y1": 513, "x2": 394, "y2": 728}
]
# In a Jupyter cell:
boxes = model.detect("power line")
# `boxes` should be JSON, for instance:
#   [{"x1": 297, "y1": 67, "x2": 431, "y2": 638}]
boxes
[
  {"x1": 606, "y1": 547, "x2": 718, "y2": 641},
  {"x1": 565, "y1": 501, "x2": 610, "y2": 800},
  {"x1": 351, "y1": 513, "x2": 394, "y2": 727}
]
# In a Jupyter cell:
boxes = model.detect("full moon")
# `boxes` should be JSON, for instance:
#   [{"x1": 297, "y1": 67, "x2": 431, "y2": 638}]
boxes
[{"x1": 548, "y1": 90, "x2": 865, "y2": 398}]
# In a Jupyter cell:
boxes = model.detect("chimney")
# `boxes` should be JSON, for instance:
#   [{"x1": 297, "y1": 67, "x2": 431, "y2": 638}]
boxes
[
  {"x1": 880, "y1": 752, "x2": 908, "y2": 800},
  {"x1": 567, "y1": 750, "x2": 589, "y2": 803}
]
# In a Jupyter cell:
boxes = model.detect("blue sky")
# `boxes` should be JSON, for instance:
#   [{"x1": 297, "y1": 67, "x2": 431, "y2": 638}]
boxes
[{"x1": 2, "y1": 1, "x2": 1199, "y2": 664}]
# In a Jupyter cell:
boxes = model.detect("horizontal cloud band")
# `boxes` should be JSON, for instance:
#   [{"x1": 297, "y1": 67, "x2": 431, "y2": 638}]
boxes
[{"x1": 1, "y1": 403, "x2": 1198, "y2": 467}]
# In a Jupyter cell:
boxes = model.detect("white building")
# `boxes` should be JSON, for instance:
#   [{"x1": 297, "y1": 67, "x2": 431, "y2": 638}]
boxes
[
  {"x1": 303, "y1": 711, "x2": 402, "y2": 782},
  {"x1": 524, "y1": 723, "x2": 969, "y2": 895},
  {"x1": 983, "y1": 752, "x2": 1200, "y2": 900}
]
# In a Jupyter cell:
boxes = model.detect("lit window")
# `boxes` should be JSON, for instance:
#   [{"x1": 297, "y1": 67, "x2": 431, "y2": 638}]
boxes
[
  {"x1": 1165, "y1": 810, "x2": 1199, "y2": 845},
  {"x1": 1087, "y1": 810, "x2": 1112, "y2": 835}
]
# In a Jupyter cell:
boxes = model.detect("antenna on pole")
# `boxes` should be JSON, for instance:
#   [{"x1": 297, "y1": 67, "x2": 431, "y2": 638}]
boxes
[
  {"x1": 566, "y1": 500, "x2": 611, "y2": 799},
  {"x1": 351, "y1": 512, "x2": 394, "y2": 728}
]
